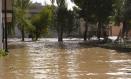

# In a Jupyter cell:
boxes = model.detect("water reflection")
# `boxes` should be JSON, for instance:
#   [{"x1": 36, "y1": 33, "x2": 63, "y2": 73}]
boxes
[
  {"x1": 0, "y1": 45, "x2": 33, "y2": 79},
  {"x1": 0, "y1": 38, "x2": 131, "y2": 79}
]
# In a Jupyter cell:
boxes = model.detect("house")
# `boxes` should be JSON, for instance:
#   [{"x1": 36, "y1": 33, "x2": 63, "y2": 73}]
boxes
[
  {"x1": 110, "y1": 23, "x2": 131, "y2": 38},
  {"x1": 2, "y1": 0, "x2": 13, "y2": 36},
  {"x1": 0, "y1": 0, "x2": 12, "y2": 50},
  {"x1": 29, "y1": 2, "x2": 44, "y2": 17}
]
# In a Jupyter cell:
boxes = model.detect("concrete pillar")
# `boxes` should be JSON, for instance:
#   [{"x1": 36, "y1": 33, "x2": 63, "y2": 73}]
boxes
[{"x1": 0, "y1": 0, "x2": 3, "y2": 49}]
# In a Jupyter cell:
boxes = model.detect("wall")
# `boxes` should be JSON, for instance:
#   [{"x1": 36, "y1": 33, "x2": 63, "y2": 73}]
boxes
[{"x1": 111, "y1": 26, "x2": 121, "y2": 36}]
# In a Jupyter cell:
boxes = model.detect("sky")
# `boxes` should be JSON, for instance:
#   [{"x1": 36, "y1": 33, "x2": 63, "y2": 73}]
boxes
[
  {"x1": 32, "y1": 0, "x2": 51, "y2": 5},
  {"x1": 31, "y1": 0, "x2": 75, "y2": 10}
]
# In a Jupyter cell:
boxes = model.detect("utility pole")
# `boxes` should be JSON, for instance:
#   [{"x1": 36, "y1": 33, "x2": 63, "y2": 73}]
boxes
[
  {"x1": 0, "y1": 0, "x2": 3, "y2": 49},
  {"x1": 4, "y1": 0, "x2": 8, "y2": 52}
]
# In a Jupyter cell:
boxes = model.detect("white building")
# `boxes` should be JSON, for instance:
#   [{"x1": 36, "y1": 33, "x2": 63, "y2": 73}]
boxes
[{"x1": 0, "y1": 0, "x2": 3, "y2": 49}]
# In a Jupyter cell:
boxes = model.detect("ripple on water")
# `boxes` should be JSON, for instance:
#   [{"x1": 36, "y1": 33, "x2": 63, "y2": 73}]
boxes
[
  {"x1": 108, "y1": 60, "x2": 131, "y2": 63},
  {"x1": 3, "y1": 38, "x2": 131, "y2": 79}
]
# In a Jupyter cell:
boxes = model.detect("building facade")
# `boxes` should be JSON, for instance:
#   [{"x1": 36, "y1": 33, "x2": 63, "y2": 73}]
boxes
[{"x1": 0, "y1": 0, "x2": 12, "y2": 49}]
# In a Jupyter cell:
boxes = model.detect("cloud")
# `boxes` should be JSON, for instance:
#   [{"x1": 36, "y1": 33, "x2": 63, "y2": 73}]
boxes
[
  {"x1": 31, "y1": 0, "x2": 75, "y2": 10},
  {"x1": 31, "y1": 0, "x2": 51, "y2": 5}
]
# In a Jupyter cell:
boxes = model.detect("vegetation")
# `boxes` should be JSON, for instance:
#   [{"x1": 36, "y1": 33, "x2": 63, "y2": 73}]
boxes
[
  {"x1": 55, "y1": 0, "x2": 68, "y2": 41},
  {"x1": 73, "y1": 0, "x2": 114, "y2": 41},
  {"x1": 31, "y1": 6, "x2": 53, "y2": 40},
  {"x1": 115, "y1": 0, "x2": 131, "y2": 42},
  {"x1": 5, "y1": 0, "x2": 129, "y2": 44},
  {"x1": 50, "y1": 0, "x2": 76, "y2": 42},
  {"x1": 2, "y1": 0, "x2": 131, "y2": 54},
  {"x1": 13, "y1": 0, "x2": 32, "y2": 41},
  {"x1": 73, "y1": 0, "x2": 95, "y2": 41},
  {"x1": 0, "y1": 49, "x2": 7, "y2": 57}
]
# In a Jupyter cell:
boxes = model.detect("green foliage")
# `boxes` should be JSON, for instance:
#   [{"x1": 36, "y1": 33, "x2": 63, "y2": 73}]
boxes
[
  {"x1": 73, "y1": 0, "x2": 115, "y2": 41},
  {"x1": 50, "y1": 0, "x2": 76, "y2": 41},
  {"x1": 95, "y1": 0, "x2": 114, "y2": 22},
  {"x1": 113, "y1": 0, "x2": 126, "y2": 25},
  {"x1": 0, "y1": 49, "x2": 8, "y2": 57},
  {"x1": 123, "y1": 0, "x2": 131, "y2": 20},
  {"x1": 65, "y1": 10, "x2": 75, "y2": 34},
  {"x1": 31, "y1": 5, "x2": 53, "y2": 38},
  {"x1": 56, "y1": 0, "x2": 67, "y2": 7},
  {"x1": 113, "y1": 0, "x2": 131, "y2": 25},
  {"x1": 13, "y1": 0, "x2": 33, "y2": 33},
  {"x1": 56, "y1": 6, "x2": 75, "y2": 33},
  {"x1": 74, "y1": 0, "x2": 114, "y2": 22},
  {"x1": 56, "y1": 7, "x2": 68, "y2": 28},
  {"x1": 73, "y1": 0, "x2": 95, "y2": 22}
]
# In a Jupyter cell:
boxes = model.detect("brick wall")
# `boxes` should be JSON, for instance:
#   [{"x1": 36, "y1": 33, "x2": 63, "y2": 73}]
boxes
[{"x1": 111, "y1": 26, "x2": 121, "y2": 36}]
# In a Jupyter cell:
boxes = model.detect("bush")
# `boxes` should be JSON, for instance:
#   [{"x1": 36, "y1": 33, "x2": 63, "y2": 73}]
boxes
[{"x1": 0, "y1": 49, "x2": 8, "y2": 57}]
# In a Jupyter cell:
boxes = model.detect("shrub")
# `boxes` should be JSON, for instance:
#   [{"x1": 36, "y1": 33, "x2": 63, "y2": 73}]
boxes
[{"x1": 0, "y1": 49, "x2": 8, "y2": 57}]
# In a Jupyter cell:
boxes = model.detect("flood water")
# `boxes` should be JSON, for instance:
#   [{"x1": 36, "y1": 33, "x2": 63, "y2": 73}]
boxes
[{"x1": 0, "y1": 38, "x2": 131, "y2": 79}]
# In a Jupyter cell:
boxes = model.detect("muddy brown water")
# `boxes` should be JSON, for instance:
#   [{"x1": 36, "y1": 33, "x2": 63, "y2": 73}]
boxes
[{"x1": 0, "y1": 38, "x2": 131, "y2": 79}]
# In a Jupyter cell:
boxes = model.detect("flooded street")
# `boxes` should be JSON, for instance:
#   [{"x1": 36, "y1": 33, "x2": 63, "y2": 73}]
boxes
[{"x1": 0, "y1": 38, "x2": 131, "y2": 79}]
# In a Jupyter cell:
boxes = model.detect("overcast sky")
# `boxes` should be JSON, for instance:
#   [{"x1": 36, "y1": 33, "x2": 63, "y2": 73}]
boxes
[
  {"x1": 31, "y1": 0, "x2": 75, "y2": 10},
  {"x1": 32, "y1": 0, "x2": 51, "y2": 5}
]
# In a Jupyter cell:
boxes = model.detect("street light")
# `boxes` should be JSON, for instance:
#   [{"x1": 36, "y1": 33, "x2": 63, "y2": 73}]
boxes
[{"x1": 4, "y1": 0, "x2": 8, "y2": 52}]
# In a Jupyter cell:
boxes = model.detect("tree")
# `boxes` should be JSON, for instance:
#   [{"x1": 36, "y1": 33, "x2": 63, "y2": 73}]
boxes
[
  {"x1": 94, "y1": 0, "x2": 114, "y2": 41},
  {"x1": 56, "y1": 7, "x2": 68, "y2": 41},
  {"x1": 13, "y1": 0, "x2": 32, "y2": 41},
  {"x1": 73, "y1": 0, "x2": 96, "y2": 41},
  {"x1": 73, "y1": 0, "x2": 114, "y2": 41},
  {"x1": 50, "y1": 0, "x2": 55, "y2": 5},
  {"x1": 114, "y1": 0, "x2": 131, "y2": 42},
  {"x1": 113, "y1": 0, "x2": 125, "y2": 25},
  {"x1": 31, "y1": 6, "x2": 53, "y2": 40},
  {"x1": 121, "y1": 0, "x2": 131, "y2": 38},
  {"x1": 65, "y1": 10, "x2": 75, "y2": 36},
  {"x1": 54, "y1": 0, "x2": 67, "y2": 42}
]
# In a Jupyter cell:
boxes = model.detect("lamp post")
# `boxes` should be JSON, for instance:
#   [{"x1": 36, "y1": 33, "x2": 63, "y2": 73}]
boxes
[
  {"x1": 0, "y1": 0, "x2": 3, "y2": 49},
  {"x1": 4, "y1": 0, "x2": 8, "y2": 52}
]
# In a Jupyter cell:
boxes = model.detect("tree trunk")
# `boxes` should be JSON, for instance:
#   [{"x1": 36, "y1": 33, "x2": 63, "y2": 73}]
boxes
[
  {"x1": 58, "y1": 34, "x2": 63, "y2": 42},
  {"x1": 115, "y1": 29, "x2": 121, "y2": 42},
  {"x1": 84, "y1": 22, "x2": 88, "y2": 41},
  {"x1": 35, "y1": 32, "x2": 39, "y2": 41},
  {"x1": 21, "y1": 26, "x2": 25, "y2": 41},
  {"x1": 115, "y1": 21, "x2": 127, "y2": 42},
  {"x1": 121, "y1": 21, "x2": 127, "y2": 39},
  {"x1": 97, "y1": 21, "x2": 102, "y2": 41},
  {"x1": 58, "y1": 26, "x2": 63, "y2": 42},
  {"x1": 103, "y1": 29, "x2": 108, "y2": 43}
]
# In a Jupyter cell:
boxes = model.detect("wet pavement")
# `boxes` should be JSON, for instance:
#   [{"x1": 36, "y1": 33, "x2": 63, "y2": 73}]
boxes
[{"x1": 0, "y1": 38, "x2": 131, "y2": 79}]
